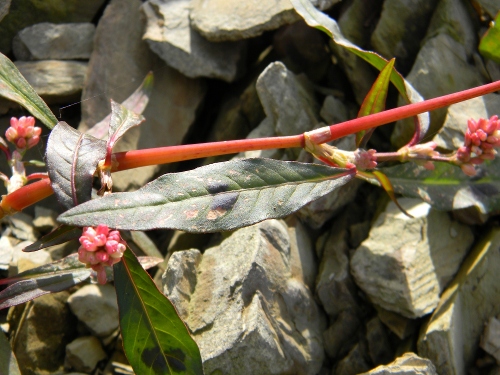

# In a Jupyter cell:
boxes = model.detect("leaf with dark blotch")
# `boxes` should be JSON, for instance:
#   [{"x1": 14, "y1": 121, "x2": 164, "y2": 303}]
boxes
[
  {"x1": 87, "y1": 72, "x2": 153, "y2": 139},
  {"x1": 46, "y1": 122, "x2": 107, "y2": 209},
  {"x1": 0, "y1": 53, "x2": 58, "y2": 129},
  {"x1": 379, "y1": 158, "x2": 500, "y2": 214},
  {"x1": 356, "y1": 59, "x2": 394, "y2": 148},
  {"x1": 58, "y1": 158, "x2": 355, "y2": 232},
  {"x1": 23, "y1": 225, "x2": 81, "y2": 252},
  {"x1": 479, "y1": 12, "x2": 500, "y2": 64},
  {"x1": 114, "y1": 248, "x2": 203, "y2": 375},
  {"x1": 290, "y1": 0, "x2": 428, "y2": 144},
  {"x1": 0, "y1": 331, "x2": 21, "y2": 375}
]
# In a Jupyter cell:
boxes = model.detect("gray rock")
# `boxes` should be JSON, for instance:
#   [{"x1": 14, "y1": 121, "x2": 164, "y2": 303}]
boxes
[
  {"x1": 9, "y1": 240, "x2": 52, "y2": 275},
  {"x1": 324, "y1": 310, "x2": 361, "y2": 359},
  {"x1": 351, "y1": 198, "x2": 474, "y2": 319},
  {"x1": 320, "y1": 95, "x2": 349, "y2": 125},
  {"x1": 426, "y1": 0, "x2": 477, "y2": 57},
  {"x1": 190, "y1": 0, "x2": 340, "y2": 42},
  {"x1": 375, "y1": 305, "x2": 416, "y2": 340},
  {"x1": 142, "y1": 0, "x2": 244, "y2": 82},
  {"x1": 33, "y1": 205, "x2": 58, "y2": 231},
  {"x1": 163, "y1": 219, "x2": 326, "y2": 375},
  {"x1": 336, "y1": 342, "x2": 372, "y2": 375},
  {"x1": 360, "y1": 352, "x2": 437, "y2": 375},
  {"x1": 433, "y1": 94, "x2": 500, "y2": 151},
  {"x1": 0, "y1": 0, "x2": 105, "y2": 54},
  {"x1": 371, "y1": 0, "x2": 437, "y2": 70},
  {"x1": 79, "y1": 0, "x2": 206, "y2": 191},
  {"x1": 14, "y1": 60, "x2": 87, "y2": 105},
  {"x1": 65, "y1": 336, "x2": 107, "y2": 373},
  {"x1": 481, "y1": 317, "x2": 500, "y2": 364},
  {"x1": 286, "y1": 216, "x2": 317, "y2": 290},
  {"x1": 476, "y1": 0, "x2": 500, "y2": 17},
  {"x1": 391, "y1": 33, "x2": 485, "y2": 148},
  {"x1": 67, "y1": 284, "x2": 119, "y2": 337},
  {"x1": 417, "y1": 228, "x2": 500, "y2": 374},
  {"x1": 8, "y1": 291, "x2": 76, "y2": 375},
  {"x1": 13, "y1": 22, "x2": 95, "y2": 61},
  {"x1": 366, "y1": 317, "x2": 393, "y2": 365},
  {"x1": 6, "y1": 212, "x2": 39, "y2": 242},
  {"x1": 0, "y1": 0, "x2": 10, "y2": 23},
  {"x1": 0, "y1": 235, "x2": 14, "y2": 271}
]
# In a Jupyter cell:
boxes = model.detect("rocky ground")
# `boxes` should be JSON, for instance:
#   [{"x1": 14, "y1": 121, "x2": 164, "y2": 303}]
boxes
[{"x1": 0, "y1": 0, "x2": 500, "y2": 374}]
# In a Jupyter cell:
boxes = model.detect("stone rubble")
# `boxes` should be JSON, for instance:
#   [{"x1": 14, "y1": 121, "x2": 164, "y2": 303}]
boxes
[
  {"x1": 360, "y1": 352, "x2": 437, "y2": 375},
  {"x1": 480, "y1": 317, "x2": 500, "y2": 365},
  {"x1": 65, "y1": 336, "x2": 107, "y2": 373}
]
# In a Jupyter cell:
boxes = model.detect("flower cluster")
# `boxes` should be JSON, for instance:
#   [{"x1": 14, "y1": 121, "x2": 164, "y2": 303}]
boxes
[
  {"x1": 78, "y1": 225, "x2": 126, "y2": 285},
  {"x1": 5, "y1": 116, "x2": 42, "y2": 150},
  {"x1": 456, "y1": 116, "x2": 500, "y2": 176},
  {"x1": 399, "y1": 141, "x2": 439, "y2": 171}
]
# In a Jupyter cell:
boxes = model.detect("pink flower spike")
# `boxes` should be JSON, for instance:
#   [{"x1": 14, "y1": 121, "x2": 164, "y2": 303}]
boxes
[
  {"x1": 95, "y1": 250, "x2": 109, "y2": 263},
  {"x1": 461, "y1": 164, "x2": 477, "y2": 176}
]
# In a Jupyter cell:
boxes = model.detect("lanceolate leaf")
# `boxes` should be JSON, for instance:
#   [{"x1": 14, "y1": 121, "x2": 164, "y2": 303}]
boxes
[
  {"x1": 290, "y1": 0, "x2": 428, "y2": 144},
  {"x1": 114, "y1": 248, "x2": 203, "y2": 375},
  {"x1": 107, "y1": 100, "x2": 145, "y2": 151},
  {"x1": 356, "y1": 59, "x2": 395, "y2": 147},
  {"x1": 46, "y1": 122, "x2": 107, "y2": 209},
  {"x1": 23, "y1": 224, "x2": 81, "y2": 252},
  {"x1": 0, "y1": 53, "x2": 58, "y2": 129},
  {"x1": 0, "y1": 331, "x2": 21, "y2": 375},
  {"x1": 58, "y1": 158, "x2": 355, "y2": 232},
  {"x1": 87, "y1": 72, "x2": 153, "y2": 139},
  {"x1": 379, "y1": 158, "x2": 500, "y2": 214},
  {"x1": 479, "y1": 12, "x2": 500, "y2": 64}
]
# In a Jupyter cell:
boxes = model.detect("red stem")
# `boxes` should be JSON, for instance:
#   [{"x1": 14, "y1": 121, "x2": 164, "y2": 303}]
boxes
[{"x1": 0, "y1": 178, "x2": 53, "y2": 213}]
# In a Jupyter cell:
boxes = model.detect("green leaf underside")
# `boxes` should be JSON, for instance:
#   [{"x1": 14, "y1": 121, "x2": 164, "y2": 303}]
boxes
[
  {"x1": 380, "y1": 158, "x2": 500, "y2": 214},
  {"x1": 114, "y1": 248, "x2": 203, "y2": 375},
  {"x1": 290, "y1": 0, "x2": 429, "y2": 142},
  {"x1": 356, "y1": 59, "x2": 394, "y2": 147},
  {"x1": 0, "y1": 254, "x2": 91, "y2": 309},
  {"x1": 23, "y1": 224, "x2": 80, "y2": 252},
  {"x1": 0, "y1": 53, "x2": 57, "y2": 129},
  {"x1": 46, "y1": 122, "x2": 107, "y2": 209},
  {"x1": 479, "y1": 13, "x2": 500, "y2": 64},
  {"x1": 87, "y1": 72, "x2": 153, "y2": 139},
  {"x1": 58, "y1": 158, "x2": 355, "y2": 232},
  {"x1": 0, "y1": 331, "x2": 21, "y2": 375}
]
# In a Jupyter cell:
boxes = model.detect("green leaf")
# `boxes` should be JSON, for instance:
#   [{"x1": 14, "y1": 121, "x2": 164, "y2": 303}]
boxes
[
  {"x1": 114, "y1": 248, "x2": 203, "y2": 375},
  {"x1": 23, "y1": 224, "x2": 80, "y2": 252},
  {"x1": 356, "y1": 58, "x2": 395, "y2": 147},
  {"x1": 479, "y1": 12, "x2": 500, "y2": 64},
  {"x1": 0, "y1": 53, "x2": 58, "y2": 129},
  {"x1": 58, "y1": 158, "x2": 355, "y2": 232},
  {"x1": 87, "y1": 72, "x2": 153, "y2": 139},
  {"x1": 379, "y1": 158, "x2": 500, "y2": 214},
  {"x1": 290, "y1": 0, "x2": 428, "y2": 143},
  {"x1": 0, "y1": 331, "x2": 21, "y2": 375}
]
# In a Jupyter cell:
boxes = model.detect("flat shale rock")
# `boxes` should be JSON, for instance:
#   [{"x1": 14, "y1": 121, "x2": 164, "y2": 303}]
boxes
[
  {"x1": 13, "y1": 22, "x2": 95, "y2": 60},
  {"x1": 65, "y1": 336, "x2": 107, "y2": 373},
  {"x1": 142, "y1": 0, "x2": 244, "y2": 82},
  {"x1": 360, "y1": 352, "x2": 437, "y2": 375},
  {"x1": 418, "y1": 228, "x2": 500, "y2": 375},
  {"x1": 481, "y1": 317, "x2": 500, "y2": 364},
  {"x1": 371, "y1": 0, "x2": 437, "y2": 71},
  {"x1": 80, "y1": 0, "x2": 206, "y2": 191},
  {"x1": 433, "y1": 94, "x2": 500, "y2": 151},
  {"x1": 190, "y1": 0, "x2": 340, "y2": 42},
  {"x1": 476, "y1": 0, "x2": 500, "y2": 17},
  {"x1": 14, "y1": 60, "x2": 87, "y2": 104},
  {"x1": 351, "y1": 198, "x2": 473, "y2": 319},
  {"x1": 163, "y1": 219, "x2": 326, "y2": 375},
  {"x1": 0, "y1": 0, "x2": 105, "y2": 54}
]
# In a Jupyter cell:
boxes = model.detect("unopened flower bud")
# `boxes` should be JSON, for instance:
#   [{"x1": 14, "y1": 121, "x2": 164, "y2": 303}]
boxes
[{"x1": 5, "y1": 116, "x2": 41, "y2": 150}]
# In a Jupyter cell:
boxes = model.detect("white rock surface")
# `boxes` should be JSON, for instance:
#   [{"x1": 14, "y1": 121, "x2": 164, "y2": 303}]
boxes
[
  {"x1": 67, "y1": 284, "x2": 119, "y2": 337},
  {"x1": 65, "y1": 336, "x2": 107, "y2": 373},
  {"x1": 351, "y1": 198, "x2": 474, "y2": 318},
  {"x1": 163, "y1": 219, "x2": 325, "y2": 375},
  {"x1": 481, "y1": 317, "x2": 500, "y2": 364},
  {"x1": 9, "y1": 240, "x2": 52, "y2": 275},
  {"x1": 433, "y1": 94, "x2": 500, "y2": 151},
  {"x1": 142, "y1": 0, "x2": 244, "y2": 82},
  {"x1": 418, "y1": 228, "x2": 500, "y2": 375},
  {"x1": 13, "y1": 22, "x2": 95, "y2": 60},
  {"x1": 14, "y1": 60, "x2": 87, "y2": 104},
  {"x1": 190, "y1": 0, "x2": 340, "y2": 42},
  {"x1": 360, "y1": 352, "x2": 437, "y2": 375}
]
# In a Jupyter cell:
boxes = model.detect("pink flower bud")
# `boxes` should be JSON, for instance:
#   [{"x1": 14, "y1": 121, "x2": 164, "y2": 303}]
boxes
[
  {"x1": 5, "y1": 116, "x2": 41, "y2": 150},
  {"x1": 461, "y1": 163, "x2": 477, "y2": 176}
]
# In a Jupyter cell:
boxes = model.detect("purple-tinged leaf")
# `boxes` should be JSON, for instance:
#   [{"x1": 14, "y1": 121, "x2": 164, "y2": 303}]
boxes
[
  {"x1": 356, "y1": 59, "x2": 395, "y2": 148},
  {"x1": 46, "y1": 122, "x2": 106, "y2": 209},
  {"x1": 479, "y1": 12, "x2": 500, "y2": 64},
  {"x1": 0, "y1": 331, "x2": 21, "y2": 375},
  {"x1": 114, "y1": 248, "x2": 203, "y2": 374},
  {"x1": 290, "y1": 0, "x2": 429, "y2": 144},
  {"x1": 86, "y1": 72, "x2": 153, "y2": 139},
  {"x1": 58, "y1": 158, "x2": 355, "y2": 232},
  {"x1": 0, "y1": 53, "x2": 57, "y2": 129},
  {"x1": 380, "y1": 158, "x2": 500, "y2": 214},
  {"x1": 23, "y1": 225, "x2": 81, "y2": 252}
]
